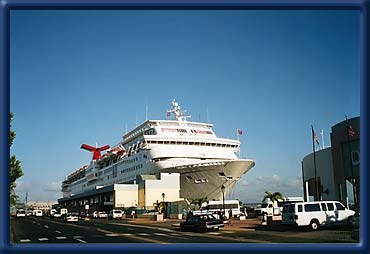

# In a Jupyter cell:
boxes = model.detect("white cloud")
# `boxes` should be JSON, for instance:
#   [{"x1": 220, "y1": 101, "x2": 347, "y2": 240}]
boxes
[
  {"x1": 15, "y1": 180, "x2": 62, "y2": 202},
  {"x1": 231, "y1": 174, "x2": 303, "y2": 203}
]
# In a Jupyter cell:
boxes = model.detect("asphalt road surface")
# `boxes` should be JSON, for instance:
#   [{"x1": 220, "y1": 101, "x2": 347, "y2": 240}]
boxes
[{"x1": 10, "y1": 216, "x2": 358, "y2": 244}]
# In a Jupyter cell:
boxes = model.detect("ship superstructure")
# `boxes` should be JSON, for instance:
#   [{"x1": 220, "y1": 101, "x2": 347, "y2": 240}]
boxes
[{"x1": 62, "y1": 100, "x2": 255, "y2": 200}]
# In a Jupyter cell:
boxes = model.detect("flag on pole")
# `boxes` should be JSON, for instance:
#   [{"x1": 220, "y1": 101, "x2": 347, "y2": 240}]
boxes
[
  {"x1": 166, "y1": 111, "x2": 171, "y2": 117},
  {"x1": 312, "y1": 127, "x2": 320, "y2": 145},
  {"x1": 347, "y1": 125, "x2": 355, "y2": 137},
  {"x1": 237, "y1": 129, "x2": 243, "y2": 135}
]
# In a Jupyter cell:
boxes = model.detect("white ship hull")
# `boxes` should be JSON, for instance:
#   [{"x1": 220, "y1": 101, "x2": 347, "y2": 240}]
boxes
[{"x1": 62, "y1": 100, "x2": 255, "y2": 201}]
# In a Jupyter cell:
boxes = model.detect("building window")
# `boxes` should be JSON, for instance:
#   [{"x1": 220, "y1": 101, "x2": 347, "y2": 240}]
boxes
[{"x1": 351, "y1": 150, "x2": 360, "y2": 166}]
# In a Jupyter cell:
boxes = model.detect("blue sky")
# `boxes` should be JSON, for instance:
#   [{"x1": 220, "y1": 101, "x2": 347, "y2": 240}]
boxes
[{"x1": 10, "y1": 10, "x2": 360, "y2": 203}]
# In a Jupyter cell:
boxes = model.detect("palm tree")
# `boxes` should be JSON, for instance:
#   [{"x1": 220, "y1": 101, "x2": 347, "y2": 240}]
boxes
[
  {"x1": 190, "y1": 197, "x2": 208, "y2": 210},
  {"x1": 262, "y1": 191, "x2": 284, "y2": 207}
]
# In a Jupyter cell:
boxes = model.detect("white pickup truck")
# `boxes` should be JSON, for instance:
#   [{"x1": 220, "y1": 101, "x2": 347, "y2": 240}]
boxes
[{"x1": 255, "y1": 197, "x2": 304, "y2": 216}]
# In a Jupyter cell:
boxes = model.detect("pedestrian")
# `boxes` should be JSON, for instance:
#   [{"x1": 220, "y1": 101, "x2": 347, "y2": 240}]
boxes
[
  {"x1": 182, "y1": 208, "x2": 187, "y2": 220},
  {"x1": 131, "y1": 210, "x2": 136, "y2": 220},
  {"x1": 228, "y1": 208, "x2": 233, "y2": 226},
  {"x1": 188, "y1": 209, "x2": 193, "y2": 219}
]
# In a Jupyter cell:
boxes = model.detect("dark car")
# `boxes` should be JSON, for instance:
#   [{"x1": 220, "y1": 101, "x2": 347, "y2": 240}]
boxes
[{"x1": 180, "y1": 214, "x2": 224, "y2": 232}]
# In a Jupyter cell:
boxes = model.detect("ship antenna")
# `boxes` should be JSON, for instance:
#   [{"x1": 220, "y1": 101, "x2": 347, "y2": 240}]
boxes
[{"x1": 169, "y1": 99, "x2": 191, "y2": 122}]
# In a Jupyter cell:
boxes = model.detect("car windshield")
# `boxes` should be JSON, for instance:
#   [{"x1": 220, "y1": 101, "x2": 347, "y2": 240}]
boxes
[{"x1": 114, "y1": 211, "x2": 121, "y2": 213}]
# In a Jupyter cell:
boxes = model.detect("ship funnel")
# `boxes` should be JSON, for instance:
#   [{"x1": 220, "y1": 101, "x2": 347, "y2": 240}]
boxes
[{"x1": 81, "y1": 143, "x2": 110, "y2": 160}]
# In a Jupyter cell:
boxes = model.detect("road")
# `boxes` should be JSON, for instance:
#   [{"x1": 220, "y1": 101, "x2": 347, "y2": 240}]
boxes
[{"x1": 10, "y1": 216, "x2": 358, "y2": 244}]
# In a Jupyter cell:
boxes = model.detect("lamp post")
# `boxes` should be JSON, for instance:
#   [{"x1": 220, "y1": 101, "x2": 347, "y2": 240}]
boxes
[
  {"x1": 161, "y1": 193, "x2": 165, "y2": 218},
  {"x1": 221, "y1": 185, "x2": 225, "y2": 219}
]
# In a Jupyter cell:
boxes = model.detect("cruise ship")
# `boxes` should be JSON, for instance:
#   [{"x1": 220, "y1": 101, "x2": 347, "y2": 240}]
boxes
[{"x1": 62, "y1": 100, "x2": 255, "y2": 201}]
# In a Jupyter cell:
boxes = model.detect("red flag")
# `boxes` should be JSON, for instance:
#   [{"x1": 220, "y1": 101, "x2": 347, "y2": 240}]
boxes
[
  {"x1": 347, "y1": 125, "x2": 355, "y2": 137},
  {"x1": 237, "y1": 129, "x2": 243, "y2": 135}
]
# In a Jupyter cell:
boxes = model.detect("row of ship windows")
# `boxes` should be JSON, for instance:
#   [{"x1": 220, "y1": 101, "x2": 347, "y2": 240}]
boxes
[
  {"x1": 119, "y1": 164, "x2": 143, "y2": 174},
  {"x1": 106, "y1": 164, "x2": 144, "y2": 180},
  {"x1": 146, "y1": 140, "x2": 238, "y2": 148},
  {"x1": 185, "y1": 173, "x2": 233, "y2": 183}
]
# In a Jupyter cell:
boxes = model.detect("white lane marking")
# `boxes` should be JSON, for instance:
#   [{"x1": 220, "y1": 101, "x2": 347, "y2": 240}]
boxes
[
  {"x1": 154, "y1": 233, "x2": 167, "y2": 236},
  {"x1": 223, "y1": 231, "x2": 234, "y2": 233},
  {"x1": 105, "y1": 233, "x2": 120, "y2": 237},
  {"x1": 55, "y1": 230, "x2": 62, "y2": 234},
  {"x1": 73, "y1": 236, "x2": 83, "y2": 239},
  {"x1": 43, "y1": 225, "x2": 49, "y2": 229},
  {"x1": 20, "y1": 239, "x2": 31, "y2": 243},
  {"x1": 207, "y1": 232, "x2": 221, "y2": 235},
  {"x1": 75, "y1": 238, "x2": 87, "y2": 243},
  {"x1": 121, "y1": 233, "x2": 133, "y2": 236},
  {"x1": 169, "y1": 233, "x2": 181, "y2": 236},
  {"x1": 38, "y1": 238, "x2": 49, "y2": 241},
  {"x1": 56, "y1": 236, "x2": 67, "y2": 240},
  {"x1": 137, "y1": 233, "x2": 150, "y2": 236}
]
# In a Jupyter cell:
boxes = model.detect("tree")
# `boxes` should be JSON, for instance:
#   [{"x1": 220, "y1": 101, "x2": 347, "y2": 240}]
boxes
[
  {"x1": 190, "y1": 197, "x2": 208, "y2": 210},
  {"x1": 262, "y1": 191, "x2": 284, "y2": 205},
  {"x1": 10, "y1": 112, "x2": 23, "y2": 206},
  {"x1": 153, "y1": 200, "x2": 165, "y2": 214}
]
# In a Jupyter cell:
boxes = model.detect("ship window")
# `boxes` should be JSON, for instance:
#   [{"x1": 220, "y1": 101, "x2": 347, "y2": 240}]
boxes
[
  {"x1": 200, "y1": 142, "x2": 205, "y2": 146},
  {"x1": 164, "y1": 141, "x2": 169, "y2": 144},
  {"x1": 158, "y1": 141, "x2": 163, "y2": 144},
  {"x1": 206, "y1": 143, "x2": 211, "y2": 146},
  {"x1": 186, "y1": 175, "x2": 193, "y2": 180},
  {"x1": 221, "y1": 144, "x2": 226, "y2": 147},
  {"x1": 195, "y1": 142, "x2": 200, "y2": 146},
  {"x1": 218, "y1": 172, "x2": 226, "y2": 177},
  {"x1": 189, "y1": 142, "x2": 194, "y2": 145},
  {"x1": 170, "y1": 141, "x2": 176, "y2": 144}
]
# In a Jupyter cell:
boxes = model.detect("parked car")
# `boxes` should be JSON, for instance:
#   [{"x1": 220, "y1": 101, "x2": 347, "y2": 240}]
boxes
[
  {"x1": 64, "y1": 213, "x2": 79, "y2": 222},
  {"x1": 97, "y1": 211, "x2": 108, "y2": 219},
  {"x1": 108, "y1": 210, "x2": 123, "y2": 220},
  {"x1": 92, "y1": 211, "x2": 107, "y2": 218},
  {"x1": 16, "y1": 209, "x2": 26, "y2": 218},
  {"x1": 282, "y1": 201, "x2": 355, "y2": 230},
  {"x1": 180, "y1": 214, "x2": 224, "y2": 232},
  {"x1": 53, "y1": 213, "x2": 62, "y2": 218}
]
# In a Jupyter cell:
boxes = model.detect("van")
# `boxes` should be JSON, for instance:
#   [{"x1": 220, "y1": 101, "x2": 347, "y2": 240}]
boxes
[
  {"x1": 33, "y1": 209, "x2": 43, "y2": 217},
  {"x1": 282, "y1": 201, "x2": 355, "y2": 230}
]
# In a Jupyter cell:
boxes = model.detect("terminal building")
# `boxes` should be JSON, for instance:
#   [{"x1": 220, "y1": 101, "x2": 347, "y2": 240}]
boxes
[
  {"x1": 58, "y1": 173, "x2": 182, "y2": 215},
  {"x1": 301, "y1": 117, "x2": 360, "y2": 211}
]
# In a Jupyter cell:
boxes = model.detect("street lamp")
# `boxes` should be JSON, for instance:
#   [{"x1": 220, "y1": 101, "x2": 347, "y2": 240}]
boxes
[
  {"x1": 221, "y1": 185, "x2": 225, "y2": 218},
  {"x1": 162, "y1": 193, "x2": 165, "y2": 202}
]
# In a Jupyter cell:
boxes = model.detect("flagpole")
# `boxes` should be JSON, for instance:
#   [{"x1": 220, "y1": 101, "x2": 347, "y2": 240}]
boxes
[
  {"x1": 237, "y1": 130, "x2": 240, "y2": 158},
  {"x1": 311, "y1": 125, "x2": 319, "y2": 201},
  {"x1": 345, "y1": 116, "x2": 357, "y2": 212}
]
